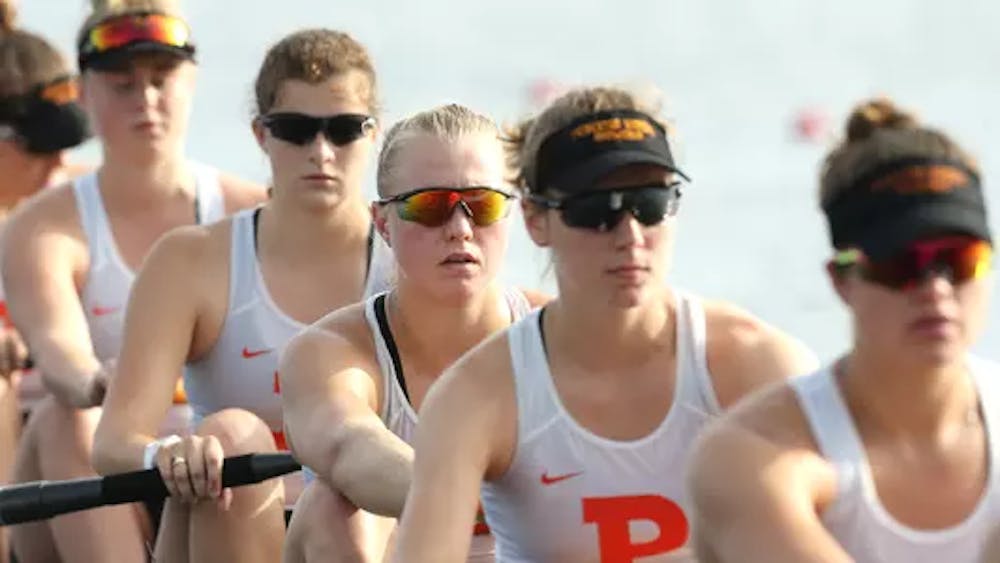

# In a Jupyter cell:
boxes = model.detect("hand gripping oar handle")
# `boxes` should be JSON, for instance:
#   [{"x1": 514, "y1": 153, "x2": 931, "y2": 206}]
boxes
[{"x1": 0, "y1": 453, "x2": 300, "y2": 526}]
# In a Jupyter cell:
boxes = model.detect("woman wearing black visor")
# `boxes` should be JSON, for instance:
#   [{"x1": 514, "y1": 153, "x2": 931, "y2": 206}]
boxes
[
  {"x1": 0, "y1": 1, "x2": 92, "y2": 561},
  {"x1": 3, "y1": 0, "x2": 264, "y2": 561},
  {"x1": 392, "y1": 85, "x2": 818, "y2": 562}
]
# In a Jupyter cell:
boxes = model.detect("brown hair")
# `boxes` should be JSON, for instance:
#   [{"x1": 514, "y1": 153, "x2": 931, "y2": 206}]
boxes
[
  {"x1": 819, "y1": 97, "x2": 979, "y2": 207},
  {"x1": 504, "y1": 84, "x2": 671, "y2": 194},
  {"x1": 253, "y1": 28, "x2": 378, "y2": 118},
  {"x1": 0, "y1": 0, "x2": 70, "y2": 99},
  {"x1": 376, "y1": 103, "x2": 500, "y2": 196},
  {"x1": 77, "y1": 0, "x2": 182, "y2": 47}
]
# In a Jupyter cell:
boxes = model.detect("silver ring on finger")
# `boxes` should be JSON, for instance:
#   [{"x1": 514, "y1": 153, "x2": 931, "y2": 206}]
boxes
[{"x1": 171, "y1": 455, "x2": 187, "y2": 467}]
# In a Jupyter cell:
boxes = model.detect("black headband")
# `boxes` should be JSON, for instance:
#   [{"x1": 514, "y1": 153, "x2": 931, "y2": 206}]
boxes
[
  {"x1": 823, "y1": 156, "x2": 992, "y2": 258},
  {"x1": 0, "y1": 77, "x2": 91, "y2": 154},
  {"x1": 531, "y1": 109, "x2": 689, "y2": 193}
]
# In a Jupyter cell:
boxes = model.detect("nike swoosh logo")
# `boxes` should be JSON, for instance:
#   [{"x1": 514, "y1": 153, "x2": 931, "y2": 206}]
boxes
[
  {"x1": 242, "y1": 347, "x2": 273, "y2": 359},
  {"x1": 540, "y1": 471, "x2": 583, "y2": 486},
  {"x1": 91, "y1": 306, "x2": 120, "y2": 317}
]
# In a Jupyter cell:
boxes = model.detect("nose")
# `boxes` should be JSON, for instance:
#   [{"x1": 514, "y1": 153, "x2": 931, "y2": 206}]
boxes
[
  {"x1": 612, "y1": 212, "x2": 645, "y2": 249},
  {"x1": 307, "y1": 132, "x2": 336, "y2": 165},
  {"x1": 911, "y1": 269, "x2": 956, "y2": 302},
  {"x1": 138, "y1": 80, "x2": 159, "y2": 110},
  {"x1": 442, "y1": 201, "x2": 474, "y2": 241}
]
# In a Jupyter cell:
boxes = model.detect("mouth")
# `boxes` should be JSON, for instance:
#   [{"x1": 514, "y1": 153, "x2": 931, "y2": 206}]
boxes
[
  {"x1": 440, "y1": 251, "x2": 479, "y2": 266},
  {"x1": 606, "y1": 264, "x2": 649, "y2": 275},
  {"x1": 302, "y1": 173, "x2": 338, "y2": 182},
  {"x1": 909, "y1": 313, "x2": 956, "y2": 333}
]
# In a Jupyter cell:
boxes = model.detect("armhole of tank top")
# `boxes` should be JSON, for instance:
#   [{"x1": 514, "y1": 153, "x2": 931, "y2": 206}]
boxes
[
  {"x1": 71, "y1": 174, "x2": 104, "y2": 270},
  {"x1": 502, "y1": 307, "x2": 554, "y2": 472},
  {"x1": 225, "y1": 210, "x2": 255, "y2": 314},
  {"x1": 677, "y1": 293, "x2": 723, "y2": 415},
  {"x1": 790, "y1": 369, "x2": 864, "y2": 512},
  {"x1": 373, "y1": 294, "x2": 410, "y2": 405},
  {"x1": 970, "y1": 359, "x2": 1000, "y2": 485}
]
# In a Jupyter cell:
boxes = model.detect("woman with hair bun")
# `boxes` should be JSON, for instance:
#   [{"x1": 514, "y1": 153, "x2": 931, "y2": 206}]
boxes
[
  {"x1": 0, "y1": 1, "x2": 94, "y2": 559},
  {"x1": 689, "y1": 98, "x2": 1000, "y2": 563},
  {"x1": 4, "y1": 0, "x2": 265, "y2": 561}
]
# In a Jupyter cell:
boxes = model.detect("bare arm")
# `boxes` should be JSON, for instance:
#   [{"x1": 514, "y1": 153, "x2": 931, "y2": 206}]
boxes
[
  {"x1": 279, "y1": 325, "x2": 413, "y2": 517},
  {"x1": 706, "y1": 302, "x2": 820, "y2": 408},
  {"x1": 1, "y1": 196, "x2": 102, "y2": 407},
  {"x1": 392, "y1": 336, "x2": 515, "y2": 563},
  {"x1": 689, "y1": 417, "x2": 850, "y2": 562},
  {"x1": 92, "y1": 227, "x2": 210, "y2": 475}
]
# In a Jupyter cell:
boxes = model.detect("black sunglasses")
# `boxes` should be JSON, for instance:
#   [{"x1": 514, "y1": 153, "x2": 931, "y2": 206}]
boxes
[
  {"x1": 260, "y1": 112, "x2": 375, "y2": 146},
  {"x1": 529, "y1": 183, "x2": 682, "y2": 231}
]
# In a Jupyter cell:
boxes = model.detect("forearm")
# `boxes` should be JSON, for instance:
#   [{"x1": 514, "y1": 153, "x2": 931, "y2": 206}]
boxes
[
  {"x1": 31, "y1": 334, "x2": 101, "y2": 407},
  {"x1": 92, "y1": 426, "x2": 159, "y2": 475},
  {"x1": 324, "y1": 418, "x2": 414, "y2": 518}
]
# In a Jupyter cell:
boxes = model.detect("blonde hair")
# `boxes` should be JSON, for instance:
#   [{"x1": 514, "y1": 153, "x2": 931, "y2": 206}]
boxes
[
  {"x1": 376, "y1": 103, "x2": 500, "y2": 196},
  {"x1": 77, "y1": 0, "x2": 182, "y2": 47},
  {"x1": 254, "y1": 28, "x2": 378, "y2": 120},
  {"x1": 819, "y1": 97, "x2": 978, "y2": 207},
  {"x1": 504, "y1": 85, "x2": 670, "y2": 194},
  {"x1": 0, "y1": 0, "x2": 69, "y2": 98}
]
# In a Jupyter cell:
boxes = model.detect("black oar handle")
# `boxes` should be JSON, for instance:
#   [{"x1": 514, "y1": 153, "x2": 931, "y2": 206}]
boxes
[{"x1": 0, "y1": 453, "x2": 300, "y2": 526}]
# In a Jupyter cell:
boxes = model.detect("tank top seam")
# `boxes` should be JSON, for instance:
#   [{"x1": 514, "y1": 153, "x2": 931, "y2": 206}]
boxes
[
  {"x1": 532, "y1": 308, "x2": 685, "y2": 450},
  {"x1": 676, "y1": 291, "x2": 723, "y2": 415},
  {"x1": 801, "y1": 362, "x2": 1000, "y2": 544}
]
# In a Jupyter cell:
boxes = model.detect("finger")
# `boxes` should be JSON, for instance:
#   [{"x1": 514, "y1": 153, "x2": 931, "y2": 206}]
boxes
[
  {"x1": 202, "y1": 435, "x2": 225, "y2": 499},
  {"x1": 0, "y1": 336, "x2": 13, "y2": 376},
  {"x1": 217, "y1": 487, "x2": 233, "y2": 512},
  {"x1": 13, "y1": 335, "x2": 28, "y2": 370},
  {"x1": 172, "y1": 440, "x2": 196, "y2": 502},
  {"x1": 156, "y1": 447, "x2": 182, "y2": 499},
  {"x1": 186, "y1": 438, "x2": 209, "y2": 499}
]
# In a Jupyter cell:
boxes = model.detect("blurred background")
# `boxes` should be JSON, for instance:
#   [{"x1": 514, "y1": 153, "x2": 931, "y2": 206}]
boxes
[{"x1": 20, "y1": 0, "x2": 1000, "y2": 362}]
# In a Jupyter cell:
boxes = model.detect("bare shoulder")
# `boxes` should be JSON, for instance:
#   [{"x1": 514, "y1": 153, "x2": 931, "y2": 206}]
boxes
[
  {"x1": 517, "y1": 287, "x2": 553, "y2": 309},
  {"x1": 281, "y1": 301, "x2": 379, "y2": 390},
  {"x1": 216, "y1": 171, "x2": 267, "y2": 214},
  {"x1": 147, "y1": 217, "x2": 232, "y2": 270},
  {"x1": 701, "y1": 298, "x2": 819, "y2": 408},
  {"x1": 6, "y1": 181, "x2": 84, "y2": 240},
  {"x1": 691, "y1": 378, "x2": 830, "y2": 506}
]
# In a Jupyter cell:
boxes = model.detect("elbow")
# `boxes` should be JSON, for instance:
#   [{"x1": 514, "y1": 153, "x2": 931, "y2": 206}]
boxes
[{"x1": 323, "y1": 420, "x2": 373, "y2": 488}]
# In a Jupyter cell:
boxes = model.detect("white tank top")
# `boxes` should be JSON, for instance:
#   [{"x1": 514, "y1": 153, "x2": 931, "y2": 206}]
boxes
[
  {"x1": 366, "y1": 287, "x2": 533, "y2": 562},
  {"x1": 73, "y1": 163, "x2": 225, "y2": 362},
  {"x1": 367, "y1": 288, "x2": 533, "y2": 444},
  {"x1": 184, "y1": 207, "x2": 395, "y2": 439},
  {"x1": 791, "y1": 357, "x2": 1000, "y2": 563},
  {"x1": 480, "y1": 292, "x2": 719, "y2": 563}
]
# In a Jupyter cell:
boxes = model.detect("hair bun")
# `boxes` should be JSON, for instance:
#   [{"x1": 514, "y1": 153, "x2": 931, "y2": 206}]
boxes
[
  {"x1": 845, "y1": 97, "x2": 919, "y2": 142},
  {"x1": 0, "y1": 0, "x2": 17, "y2": 33}
]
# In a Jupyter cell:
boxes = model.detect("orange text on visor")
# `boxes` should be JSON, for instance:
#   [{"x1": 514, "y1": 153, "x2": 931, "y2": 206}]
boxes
[{"x1": 77, "y1": 12, "x2": 195, "y2": 70}]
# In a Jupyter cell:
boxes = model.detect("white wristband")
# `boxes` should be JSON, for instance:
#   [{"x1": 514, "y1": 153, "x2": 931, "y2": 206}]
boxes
[{"x1": 143, "y1": 435, "x2": 182, "y2": 470}]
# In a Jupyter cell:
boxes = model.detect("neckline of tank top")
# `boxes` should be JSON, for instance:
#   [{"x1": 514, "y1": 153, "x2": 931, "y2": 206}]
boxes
[
  {"x1": 374, "y1": 289, "x2": 525, "y2": 407},
  {"x1": 529, "y1": 299, "x2": 702, "y2": 448},
  {"x1": 250, "y1": 207, "x2": 375, "y2": 279}
]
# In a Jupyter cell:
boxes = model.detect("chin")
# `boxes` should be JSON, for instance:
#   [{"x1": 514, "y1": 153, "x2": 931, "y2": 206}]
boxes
[
  {"x1": 607, "y1": 284, "x2": 655, "y2": 309},
  {"x1": 432, "y1": 275, "x2": 487, "y2": 305},
  {"x1": 905, "y1": 339, "x2": 967, "y2": 368}
]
